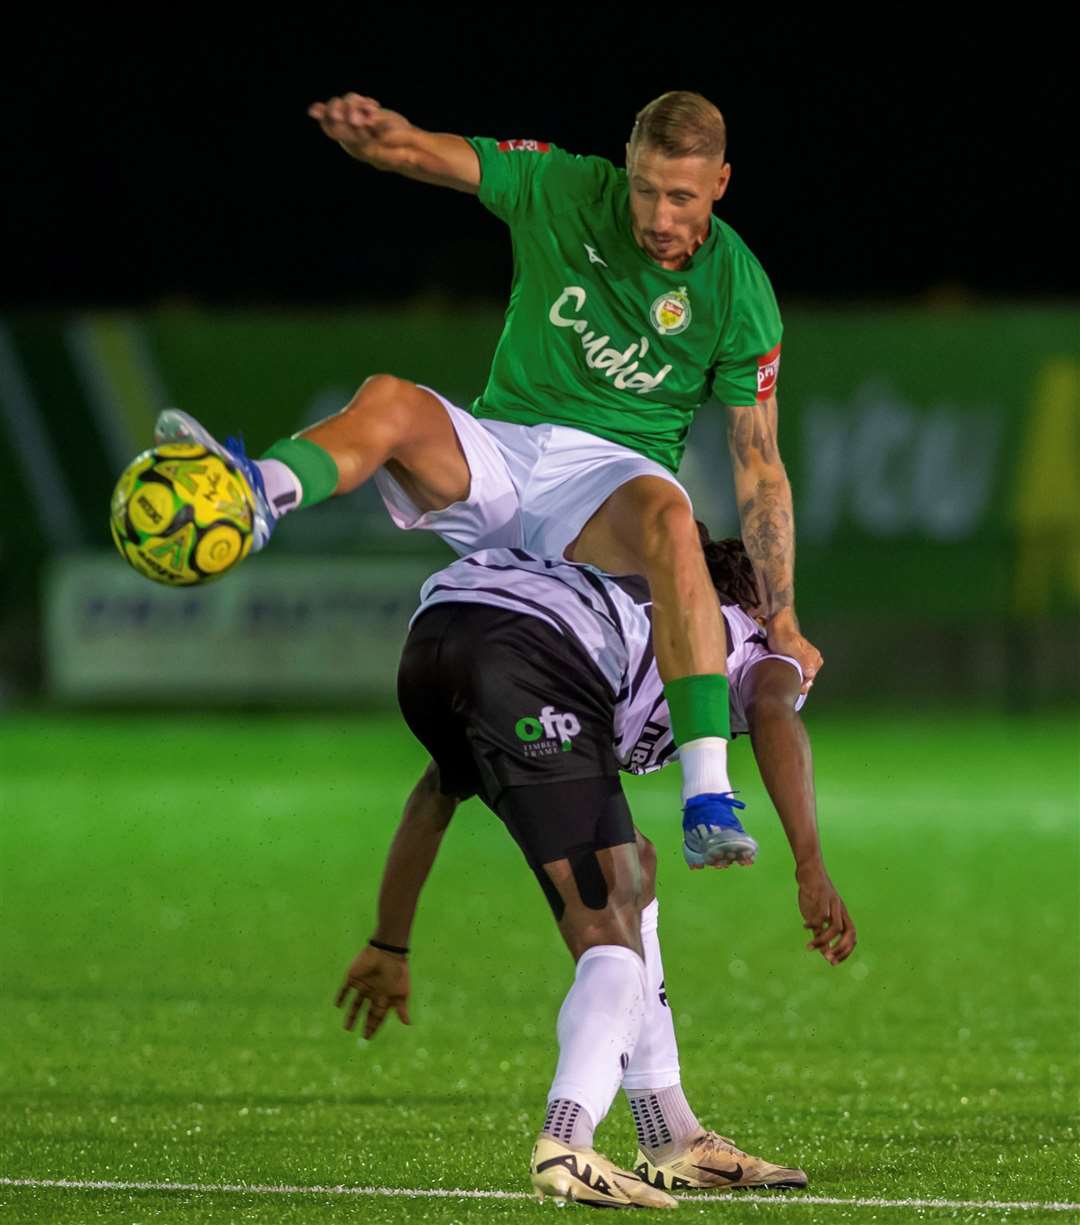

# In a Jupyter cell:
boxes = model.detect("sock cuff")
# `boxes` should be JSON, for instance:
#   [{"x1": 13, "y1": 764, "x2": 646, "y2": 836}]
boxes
[
  {"x1": 680, "y1": 736, "x2": 727, "y2": 752},
  {"x1": 261, "y1": 437, "x2": 339, "y2": 508},
  {"x1": 664, "y1": 674, "x2": 731, "y2": 744},
  {"x1": 639, "y1": 898, "x2": 660, "y2": 936},
  {"x1": 578, "y1": 943, "x2": 646, "y2": 990},
  {"x1": 622, "y1": 1071, "x2": 683, "y2": 1094}
]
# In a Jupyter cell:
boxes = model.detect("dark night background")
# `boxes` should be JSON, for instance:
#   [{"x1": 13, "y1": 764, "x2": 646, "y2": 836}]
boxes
[{"x1": 6, "y1": 16, "x2": 1076, "y2": 309}]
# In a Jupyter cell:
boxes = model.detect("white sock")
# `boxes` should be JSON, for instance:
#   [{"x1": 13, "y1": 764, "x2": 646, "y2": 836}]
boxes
[
  {"x1": 623, "y1": 900, "x2": 702, "y2": 1159},
  {"x1": 622, "y1": 901, "x2": 680, "y2": 1091},
  {"x1": 679, "y1": 736, "x2": 731, "y2": 804},
  {"x1": 253, "y1": 458, "x2": 302, "y2": 520},
  {"x1": 544, "y1": 944, "x2": 647, "y2": 1146}
]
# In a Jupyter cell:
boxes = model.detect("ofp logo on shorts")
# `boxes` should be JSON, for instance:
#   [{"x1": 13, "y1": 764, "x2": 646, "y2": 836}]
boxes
[{"x1": 514, "y1": 706, "x2": 581, "y2": 758}]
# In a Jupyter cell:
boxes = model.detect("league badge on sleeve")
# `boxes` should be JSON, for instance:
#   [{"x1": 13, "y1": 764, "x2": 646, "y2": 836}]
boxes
[
  {"x1": 756, "y1": 343, "x2": 781, "y2": 400},
  {"x1": 497, "y1": 139, "x2": 551, "y2": 153}
]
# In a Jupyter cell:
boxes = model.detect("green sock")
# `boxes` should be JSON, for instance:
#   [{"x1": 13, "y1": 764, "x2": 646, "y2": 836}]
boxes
[
  {"x1": 664, "y1": 674, "x2": 731, "y2": 744},
  {"x1": 261, "y1": 438, "x2": 339, "y2": 508}
]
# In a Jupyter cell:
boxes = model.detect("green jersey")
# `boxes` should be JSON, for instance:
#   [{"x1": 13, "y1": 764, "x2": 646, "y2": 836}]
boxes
[{"x1": 465, "y1": 137, "x2": 783, "y2": 473}]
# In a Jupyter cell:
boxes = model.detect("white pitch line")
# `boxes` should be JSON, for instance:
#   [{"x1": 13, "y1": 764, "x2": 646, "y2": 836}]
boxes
[
  {"x1": 0, "y1": 1177, "x2": 523, "y2": 1201},
  {"x1": 1, "y1": 1177, "x2": 1078, "y2": 1213}
]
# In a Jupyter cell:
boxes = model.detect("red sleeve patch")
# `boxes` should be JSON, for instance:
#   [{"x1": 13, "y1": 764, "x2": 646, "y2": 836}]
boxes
[
  {"x1": 496, "y1": 139, "x2": 551, "y2": 153},
  {"x1": 756, "y1": 343, "x2": 782, "y2": 401}
]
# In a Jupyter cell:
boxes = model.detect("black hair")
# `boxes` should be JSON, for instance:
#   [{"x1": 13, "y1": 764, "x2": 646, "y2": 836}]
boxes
[{"x1": 696, "y1": 521, "x2": 761, "y2": 612}]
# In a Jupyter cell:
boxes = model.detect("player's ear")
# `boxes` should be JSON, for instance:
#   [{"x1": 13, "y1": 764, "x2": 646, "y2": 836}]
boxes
[{"x1": 713, "y1": 161, "x2": 732, "y2": 202}]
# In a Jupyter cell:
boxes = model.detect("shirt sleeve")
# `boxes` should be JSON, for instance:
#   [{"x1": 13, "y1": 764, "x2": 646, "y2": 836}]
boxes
[
  {"x1": 709, "y1": 251, "x2": 784, "y2": 407},
  {"x1": 728, "y1": 646, "x2": 806, "y2": 736},
  {"x1": 466, "y1": 136, "x2": 606, "y2": 226}
]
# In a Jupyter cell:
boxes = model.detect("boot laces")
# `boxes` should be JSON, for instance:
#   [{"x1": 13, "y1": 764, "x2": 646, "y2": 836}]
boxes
[{"x1": 697, "y1": 1130, "x2": 748, "y2": 1159}]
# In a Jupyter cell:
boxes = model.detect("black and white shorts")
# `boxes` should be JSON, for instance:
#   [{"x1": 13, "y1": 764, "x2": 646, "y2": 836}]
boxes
[{"x1": 397, "y1": 603, "x2": 636, "y2": 896}]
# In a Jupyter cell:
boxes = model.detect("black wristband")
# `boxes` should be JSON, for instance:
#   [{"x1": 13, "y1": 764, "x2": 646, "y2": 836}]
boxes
[{"x1": 369, "y1": 938, "x2": 409, "y2": 956}]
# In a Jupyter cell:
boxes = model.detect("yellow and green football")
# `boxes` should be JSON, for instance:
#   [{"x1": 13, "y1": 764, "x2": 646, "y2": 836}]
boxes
[{"x1": 109, "y1": 443, "x2": 255, "y2": 586}]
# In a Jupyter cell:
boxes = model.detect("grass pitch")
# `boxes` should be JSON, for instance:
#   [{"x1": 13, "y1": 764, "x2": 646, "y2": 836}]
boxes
[{"x1": 1, "y1": 710, "x2": 1077, "y2": 1223}]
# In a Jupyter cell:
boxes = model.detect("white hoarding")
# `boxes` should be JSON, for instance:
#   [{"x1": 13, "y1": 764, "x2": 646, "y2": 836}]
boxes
[{"x1": 45, "y1": 554, "x2": 440, "y2": 703}]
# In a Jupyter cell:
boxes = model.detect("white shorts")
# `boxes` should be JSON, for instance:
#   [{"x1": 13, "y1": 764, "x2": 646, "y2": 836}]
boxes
[{"x1": 374, "y1": 386, "x2": 691, "y2": 560}]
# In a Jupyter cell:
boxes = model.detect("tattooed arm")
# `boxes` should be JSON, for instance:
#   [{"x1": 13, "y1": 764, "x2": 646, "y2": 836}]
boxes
[{"x1": 726, "y1": 395, "x2": 823, "y2": 689}]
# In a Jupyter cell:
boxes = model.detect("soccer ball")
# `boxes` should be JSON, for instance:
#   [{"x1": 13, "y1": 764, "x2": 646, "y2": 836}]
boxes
[{"x1": 110, "y1": 443, "x2": 255, "y2": 586}]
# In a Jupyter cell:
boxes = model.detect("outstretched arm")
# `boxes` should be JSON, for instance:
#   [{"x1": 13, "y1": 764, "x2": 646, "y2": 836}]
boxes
[
  {"x1": 743, "y1": 659, "x2": 856, "y2": 965},
  {"x1": 726, "y1": 395, "x2": 822, "y2": 691},
  {"x1": 371, "y1": 760, "x2": 459, "y2": 949},
  {"x1": 308, "y1": 93, "x2": 481, "y2": 193},
  {"x1": 335, "y1": 761, "x2": 460, "y2": 1037}
]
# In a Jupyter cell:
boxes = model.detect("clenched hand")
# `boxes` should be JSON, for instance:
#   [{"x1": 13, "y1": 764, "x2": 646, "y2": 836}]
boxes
[
  {"x1": 307, "y1": 93, "x2": 412, "y2": 161},
  {"x1": 767, "y1": 611, "x2": 823, "y2": 695}
]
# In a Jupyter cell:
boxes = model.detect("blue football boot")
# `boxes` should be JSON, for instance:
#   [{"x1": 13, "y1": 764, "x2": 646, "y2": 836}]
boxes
[
  {"x1": 683, "y1": 793, "x2": 758, "y2": 868},
  {"x1": 155, "y1": 409, "x2": 275, "y2": 551}
]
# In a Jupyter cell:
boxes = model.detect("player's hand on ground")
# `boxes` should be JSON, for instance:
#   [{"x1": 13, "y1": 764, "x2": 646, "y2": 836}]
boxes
[
  {"x1": 796, "y1": 867, "x2": 856, "y2": 965},
  {"x1": 307, "y1": 93, "x2": 412, "y2": 160},
  {"x1": 766, "y1": 612, "x2": 823, "y2": 695},
  {"x1": 335, "y1": 944, "x2": 411, "y2": 1039}
]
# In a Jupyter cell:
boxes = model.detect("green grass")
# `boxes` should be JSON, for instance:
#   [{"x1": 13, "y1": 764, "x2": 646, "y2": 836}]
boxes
[{"x1": 1, "y1": 711, "x2": 1077, "y2": 1223}]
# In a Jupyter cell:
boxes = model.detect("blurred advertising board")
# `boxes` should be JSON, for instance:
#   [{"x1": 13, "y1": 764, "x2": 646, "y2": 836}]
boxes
[{"x1": 45, "y1": 555, "x2": 436, "y2": 704}]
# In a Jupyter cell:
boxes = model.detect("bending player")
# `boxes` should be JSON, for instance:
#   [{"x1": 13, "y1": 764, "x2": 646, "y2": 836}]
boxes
[
  {"x1": 335, "y1": 532, "x2": 855, "y2": 1208},
  {"x1": 155, "y1": 89, "x2": 821, "y2": 868}
]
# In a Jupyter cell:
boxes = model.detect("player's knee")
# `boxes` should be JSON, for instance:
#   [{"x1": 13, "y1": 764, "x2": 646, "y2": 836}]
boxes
[
  {"x1": 356, "y1": 371, "x2": 410, "y2": 400},
  {"x1": 639, "y1": 494, "x2": 698, "y2": 568},
  {"x1": 571, "y1": 905, "x2": 642, "y2": 959},
  {"x1": 605, "y1": 870, "x2": 644, "y2": 937},
  {"x1": 344, "y1": 373, "x2": 417, "y2": 437},
  {"x1": 559, "y1": 852, "x2": 643, "y2": 957}
]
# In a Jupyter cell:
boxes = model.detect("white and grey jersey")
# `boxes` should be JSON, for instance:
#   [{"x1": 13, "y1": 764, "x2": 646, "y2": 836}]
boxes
[
  {"x1": 614, "y1": 600, "x2": 805, "y2": 775},
  {"x1": 413, "y1": 548, "x2": 644, "y2": 697},
  {"x1": 413, "y1": 548, "x2": 804, "y2": 776}
]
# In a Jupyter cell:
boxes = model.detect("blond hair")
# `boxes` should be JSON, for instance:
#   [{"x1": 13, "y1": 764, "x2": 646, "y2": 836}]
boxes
[{"x1": 629, "y1": 91, "x2": 727, "y2": 159}]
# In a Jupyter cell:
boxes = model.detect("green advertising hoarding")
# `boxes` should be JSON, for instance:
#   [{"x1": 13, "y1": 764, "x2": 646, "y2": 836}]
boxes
[{"x1": 3, "y1": 306, "x2": 1078, "y2": 629}]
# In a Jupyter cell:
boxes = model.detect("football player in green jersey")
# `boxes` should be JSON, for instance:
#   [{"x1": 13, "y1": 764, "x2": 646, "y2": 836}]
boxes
[{"x1": 154, "y1": 90, "x2": 821, "y2": 870}]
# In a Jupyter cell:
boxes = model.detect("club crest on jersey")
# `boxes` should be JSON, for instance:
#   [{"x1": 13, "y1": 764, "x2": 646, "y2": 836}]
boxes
[{"x1": 649, "y1": 287, "x2": 692, "y2": 336}]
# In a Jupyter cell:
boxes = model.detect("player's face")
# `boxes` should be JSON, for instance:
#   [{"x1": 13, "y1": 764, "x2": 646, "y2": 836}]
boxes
[{"x1": 625, "y1": 143, "x2": 731, "y2": 269}]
